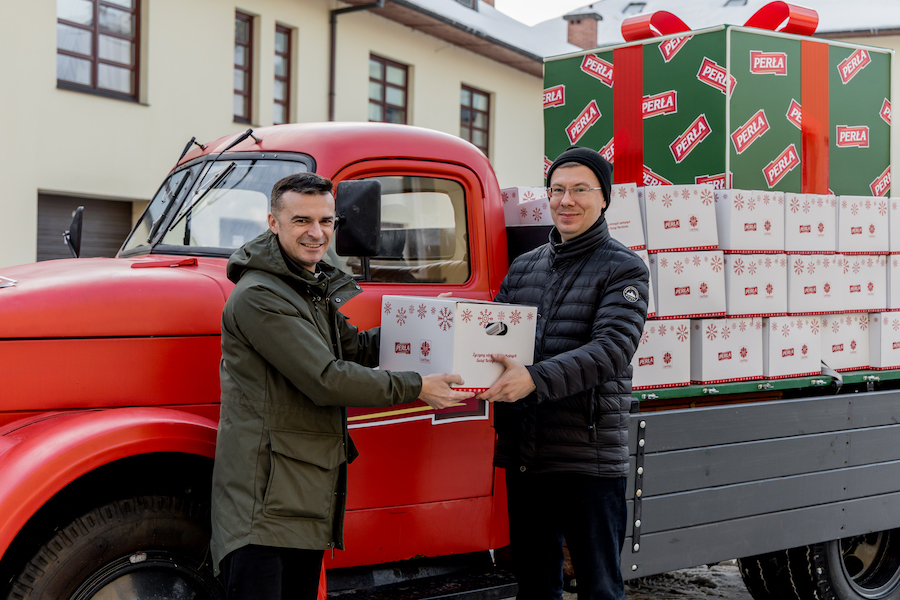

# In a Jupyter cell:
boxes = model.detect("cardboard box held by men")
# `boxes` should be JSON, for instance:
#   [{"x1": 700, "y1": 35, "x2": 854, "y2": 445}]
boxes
[{"x1": 379, "y1": 296, "x2": 537, "y2": 394}]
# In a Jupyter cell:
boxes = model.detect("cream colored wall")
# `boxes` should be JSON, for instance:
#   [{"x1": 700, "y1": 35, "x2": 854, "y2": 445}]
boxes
[{"x1": 0, "y1": 0, "x2": 544, "y2": 269}]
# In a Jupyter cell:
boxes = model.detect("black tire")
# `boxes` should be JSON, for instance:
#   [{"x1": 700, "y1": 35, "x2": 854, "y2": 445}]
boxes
[
  {"x1": 6, "y1": 496, "x2": 223, "y2": 600},
  {"x1": 739, "y1": 530, "x2": 900, "y2": 600}
]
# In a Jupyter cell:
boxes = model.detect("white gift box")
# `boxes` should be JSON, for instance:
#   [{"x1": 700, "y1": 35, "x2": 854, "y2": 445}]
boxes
[
  {"x1": 649, "y1": 251, "x2": 726, "y2": 319},
  {"x1": 821, "y1": 313, "x2": 870, "y2": 372},
  {"x1": 787, "y1": 255, "x2": 843, "y2": 315},
  {"x1": 890, "y1": 198, "x2": 900, "y2": 253},
  {"x1": 714, "y1": 189, "x2": 784, "y2": 253},
  {"x1": 784, "y1": 193, "x2": 837, "y2": 254},
  {"x1": 841, "y1": 254, "x2": 887, "y2": 313},
  {"x1": 606, "y1": 183, "x2": 646, "y2": 250},
  {"x1": 631, "y1": 319, "x2": 691, "y2": 390},
  {"x1": 379, "y1": 296, "x2": 537, "y2": 394},
  {"x1": 500, "y1": 187, "x2": 547, "y2": 227},
  {"x1": 517, "y1": 196, "x2": 554, "y2": 226},
  {"x1": 690, "y1": 317, "x2": 763, "y2": 384},
  {"x1": 837, "y1": 195, "x2": 889, "y2": 255},
  {"x1": 888, "y1": 256, "x2": 900, "y2": 311},
  {"x1": 635, "y1": 250, "x2": 656, "y2": 318},
  {"x1": 723, "y1": 253, "x2": 788, "y2": 317},
  {"x1": 640, "y1": 184, "x2": 718, "y2": 252},
  {"x1": 869, "y1": 313, "x2": 900, "y2": 370},
  {"x1": 763, "y1": 316, "x2": 822, "y2": 379}
]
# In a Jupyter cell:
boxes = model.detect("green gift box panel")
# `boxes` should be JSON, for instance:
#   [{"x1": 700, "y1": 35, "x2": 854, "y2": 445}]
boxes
[{"x1": 543, "y1": 26, "x2": 892, "y2": 197}]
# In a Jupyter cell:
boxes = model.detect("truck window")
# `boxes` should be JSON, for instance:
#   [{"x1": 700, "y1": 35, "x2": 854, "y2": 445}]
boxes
[{"x1": 334, "y1": 175, "x2": 470, "y2": 284}]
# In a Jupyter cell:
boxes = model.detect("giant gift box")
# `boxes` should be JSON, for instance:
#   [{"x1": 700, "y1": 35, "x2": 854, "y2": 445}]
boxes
[
  {"x1": 543, "y1": 7, "x2": 891, "y2": 197},
  {"x1": 723, "y1": 253, "x2": 787, "y2": 316},
  {"x1": 763, "y1": 316, "x2": 822, "y2": 379},
  {"x1": 379, "y1": 296, "x2": 537, "y2": 394},
  {"x1": 820, "y1": 313, "x2": 870, "y2": 372},
  {"x1": 870, "y1": 313, "x2": 900, "y2": 370},
  {"x1": 631, "y1": 319, "x2": 691, "y2": 389},
  {"x1": 690, "y1": 317, "x2": 763, "y2": 384},
  {"x1": 714, "y1": 190, "x2": 784, "y2": 252},
  {"x1": 649, "y1": 250, "x2": 726, "y2": 318}
]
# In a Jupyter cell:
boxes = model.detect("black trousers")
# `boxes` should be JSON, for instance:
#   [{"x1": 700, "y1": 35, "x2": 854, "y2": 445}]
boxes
[
  {"x1": 506, "y1": 470, "x2": 627, "y2": 600},
  {"x1": 221, "y1": 544, "x2": 323, "y2": 600}
]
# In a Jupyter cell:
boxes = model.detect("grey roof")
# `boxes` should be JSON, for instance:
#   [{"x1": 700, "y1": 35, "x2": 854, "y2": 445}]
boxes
[{"x1": 533, "y1": 0, "x2": 900, "y2": 49}]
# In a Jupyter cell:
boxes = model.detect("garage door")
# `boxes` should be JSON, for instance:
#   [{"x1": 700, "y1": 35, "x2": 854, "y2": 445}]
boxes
[{"x1": 37, "y1": 194, "x2": 135, "y2": 262}]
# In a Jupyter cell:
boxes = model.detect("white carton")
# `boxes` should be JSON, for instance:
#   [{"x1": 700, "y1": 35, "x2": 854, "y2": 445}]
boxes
[
  {"x1": 714, "y1": 189, "x2": 784, "y2": 253},
  {"x1": 635, "y1": 250, "x2": 656, "y2": 318},
  {"x1": 837, "y1": 195, "x2": 889, "y2": 255},
  {"x1": 690, "y1": 317, "x2": 763, "y2": 384},
  {"x1": 784, "y1": 193, "x2": 837, "y2": 254},
  {"x1": 640, "y1": 184, "x2": 718, "y2": 252},
  {"x1": 786, "y1": 255, "x2": 842, "y2": 315},
  {"x1": 379, "y1": 296, "x2": 537, "y2": 394},
  {"x1": 842, "y1": 254, "x2": 887, "y2": 313},
  {"x1": 821, "y1": 313, "x2": 870, "y2": 372},
  {"x1": 723, "y1": 254, "x2": 788, "y2": 317},
  {"x1": 891, "y1": 198, "x2": 900, "y2": 253},
  {"x1": 517, "y1": 196, "x2": 554, "y2": 226},
  {"x1": 889, "y1": 255, "x2": 900, "y2": 311},
  {"x1": 763, "y1": 316, "x2": 822, "y2": 379},
  {"x1": 631, "y1": 319, "x2": 691, "y2": 390},
  {"x1": 870, "y1": 313, "x2": 900, "y2": 369},
  {"x1": 649, "y1": 251, "x2": 726, "y2": 319},
  {"x1": 500, "y1": 187, "x2": 547, "y2": 227},
  {"x1": 605, "y1": 183, "x2": 645, "y2": 250}
]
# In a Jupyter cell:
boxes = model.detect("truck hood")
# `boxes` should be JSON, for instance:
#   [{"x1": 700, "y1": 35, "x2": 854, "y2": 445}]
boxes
[{"x1": 0, "y1": 256, "x2": 231, "y2": 339}]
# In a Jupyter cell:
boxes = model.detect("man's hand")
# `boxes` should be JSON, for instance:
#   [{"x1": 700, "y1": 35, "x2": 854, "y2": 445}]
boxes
[
  {"x1": 420, "y1": 373, "x2": 473, "y2": 410},
  {"x1": 477, "y1": 354, "x2": 536, "y2": 403}
]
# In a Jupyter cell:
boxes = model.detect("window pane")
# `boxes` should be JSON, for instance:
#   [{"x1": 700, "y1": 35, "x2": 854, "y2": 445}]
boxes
[
  {"x1": 472, "y1": 93, "x2": 488, "y2": 111},
  {"x1": 99, "y1": 5, "x2": 133, "y2": 36},
  {"x1": 235, "y1": 18, "x2": 250, "y2": 43},
  {"x1": 57, "y1": 0, "x2": 94, "y2": 26},
  {"x1": 274, "y1": 55, "x2": 287, "y2": 77},
  {"x1": 385, "y1": 107, "x2": 405, "y2": 124},
  {"x1": 57, "y1": 23, "x2": 92, "y2": 55},
  {"x1": 273, "y1": 103, "x2": 287, "y2": 125},
  {"x1": 460, "y1": 88, "x2": 471, "y2": 106},
  {"x1": 275, "y1": 30, "x2": 289, "y2": 53},
  {"x1": 472, "y1": 130, "x2": 487, "y2": 148},
  {"x1": 57, "y1": 54, "x2": 92, "y2": 85},
  {"x1": 368, "y1": 81, "x2": 382, "y2": 102},
  {"x1": 234, "y1": 94, "x2": 248, "y2": 119},
  {"x1": 369, "y1": 59, "x2": 383, "y2": 80},
  {"x1": 105, "y1": 0, "x2": 134, "y2": 7},
  {"x1": 234, "y1": 45, "x2": 247, "y2": 67},
  {"x1": 386, "y1": 65, "x2": 405, "y2": 86},
  {"x1": 460, "y1": 107, "x2": 471, "y2": 125},
  {"x1": 473, "y1": 112, "x2": 487, "y2": 129},
  {"x1": 274, "y1": 79, "x2": 286, "y2": 102},
  {"x1": 368, "y1": 102, "x2": 382, "y2": 122},
  {"x1": 385, "y1": 86, "x2": 404, "y2": 107},
  {"x1": 98, "y1": 63, "x2": 132, "y2": 94},
  {"x1": 99, "y1": 34, "x2": 133, "y2": 64},
  {"x1": 234, "y1": 70, "x2": 247, "y2": 92},
  {"x1": 460, "y1": 125, "x2": 471, "y2": 141}
]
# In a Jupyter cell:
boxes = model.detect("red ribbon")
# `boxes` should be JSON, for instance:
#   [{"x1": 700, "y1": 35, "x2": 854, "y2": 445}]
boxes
[{"x1": 621, "y1": 1, "x2": 818, "y2": 41}]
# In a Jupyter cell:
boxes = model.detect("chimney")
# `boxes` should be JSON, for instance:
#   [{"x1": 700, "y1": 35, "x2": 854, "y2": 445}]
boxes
[{"x1": 564, "y1": 10, "x2": 601, "y2": 50}]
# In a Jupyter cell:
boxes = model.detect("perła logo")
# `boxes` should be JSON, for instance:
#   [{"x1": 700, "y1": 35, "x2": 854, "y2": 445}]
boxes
[
  {"x1": 659, "y1": 35, "x2": 691, "y2": 62},
  {"x1": 566, "y1": 100, "x2": 601, "y2": 144},
  {"x1": 731, "y1": 109, "x2": 770, "y2": 155},
  {"x1": 697, "y1": 57, "x2": 735, "y2": 95},
  {"x1": 836, "y1": 125, "x2": 870, "y2": 148},
  {"x1": 750, "y1": 51, "x2": 787, "y2": 75},
  {"x1": 838, "y1": 48, "x2": 871, "y2": 84},
  {"x1": 580, "y1": 54, "x2": 614, "y2": 87},
  {"x1": 543, "y1": 84, "x2": 565, "y2": 109},
  {"x1": 670, "y1": 115, "x2": 712, "y2": 164},
  {"x1": 642, "y1": 91, "x2": 677, "y2": 119},
  {"x1": 763, "y1": 144, "x2": 800, "y2": 188},
  {"x1": 870, "y1": 166, "x2": 891, "y2": 197},
  {"x1": 786, "y1": 99, "x2": 802, "y2": 129}
]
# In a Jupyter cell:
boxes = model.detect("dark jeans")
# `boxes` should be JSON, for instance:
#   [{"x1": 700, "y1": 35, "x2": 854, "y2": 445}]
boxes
[
  {"x1": 506, "y1": 470, "x2": 627, "y2": 600},
  {"x1": 221, "y1": 544, "x2": 323, "y2": 600}
]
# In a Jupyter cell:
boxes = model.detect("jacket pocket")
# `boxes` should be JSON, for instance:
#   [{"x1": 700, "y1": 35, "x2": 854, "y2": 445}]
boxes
[{"x1": 264, "y1": 429, "x2": 346, "y2": 520}]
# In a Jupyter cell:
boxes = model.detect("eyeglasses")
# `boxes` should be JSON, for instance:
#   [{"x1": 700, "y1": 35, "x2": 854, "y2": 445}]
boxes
[{"x1": 547, "y1": 186, "x2": 604, "y2": 200}]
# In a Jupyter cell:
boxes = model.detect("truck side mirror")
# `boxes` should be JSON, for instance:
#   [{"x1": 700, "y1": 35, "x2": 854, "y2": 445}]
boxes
[
  {"x1": 335, "y1": 180, "x2": 381, "y2": 257},
  {"x1": 64, "y1": 206, "x2": 84, "y2": 259}
]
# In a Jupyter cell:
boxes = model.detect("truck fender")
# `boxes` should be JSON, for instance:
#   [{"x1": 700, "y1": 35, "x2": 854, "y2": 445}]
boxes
[{"x1": 0, "y1": 406, "x2": 217, "y2": 561}]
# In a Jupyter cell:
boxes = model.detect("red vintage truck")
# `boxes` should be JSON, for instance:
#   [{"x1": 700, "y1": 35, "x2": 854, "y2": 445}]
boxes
[{"x1": 1, "y1": 122, "x2": 899, "y2": 600}]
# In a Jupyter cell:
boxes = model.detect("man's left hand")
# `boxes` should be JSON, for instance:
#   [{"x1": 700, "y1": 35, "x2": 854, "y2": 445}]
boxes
[{"x1": 477, "y1": 354, "x2": 536, "y2": 403}]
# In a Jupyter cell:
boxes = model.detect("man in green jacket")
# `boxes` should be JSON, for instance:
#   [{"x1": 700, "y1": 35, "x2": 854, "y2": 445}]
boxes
[{"x1": 210, "y1": 172, "x2": 470, "y2": 600}]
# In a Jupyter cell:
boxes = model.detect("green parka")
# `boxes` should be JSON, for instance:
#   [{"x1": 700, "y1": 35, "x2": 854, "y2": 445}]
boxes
[{"x1": 210, "y1": 231, "x2": 422, "y2": 572}]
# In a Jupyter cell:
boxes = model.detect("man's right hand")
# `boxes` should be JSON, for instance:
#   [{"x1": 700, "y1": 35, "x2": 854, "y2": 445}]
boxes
[{"x1": 419, "y1": 374, "x2": 473, "y2": 410}]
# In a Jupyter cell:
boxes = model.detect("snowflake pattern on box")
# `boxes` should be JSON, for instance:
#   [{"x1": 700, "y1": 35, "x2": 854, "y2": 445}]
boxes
[
  {"x1": 676, "y1": 325, "x2": 689, "y2": 341},
  {"x1": 810, "y1": 320, "x2": 820, "y2": 334},
  {"x1": 772, "y1": 321, "x2": 779, "y2": 332},
  {"x1": 618, "y1": 187, "x2": 629, "y2": 199},
  {"x1": 832, "y1": 320, "x2": 841, "y2": 333},
  {"x1": 893, "y1": 318, "x2": 900, "y2": 332},
  {"x1": 782, "y1": 324, "x2": 791, "y2": 337},
  {"x1": 662, "y1": 193, "x2": 673, "y2": 208},
  {"x1": 673, "y1": 260, "x2": 684, "y2": 274},
  {"x1": 851, "y1": 203, "x2": 859, "y2": 216},
  {"x1": 384, "y1": 302, "x2": 392, "y2": 315},
  {"x1": 681, "y1": 188, "x2": 691, "y2": 200},
  {"x1": 532, "y1": 207, "x2": 544, "y2": 222},
  {"x1": 523, "y1": 190, "x2": 536, "y2": 202},
  {"x1": 418, "y1": 304, "x2": 427, "y2": 319},
  {"x1": 660, "y1": 257, "x2": 669, "y2": 268},
  {"x1": 664, "y1": 352, "x2": 672, "y2": 364},
  {"x1": 755, "y1": 320, "x2": 762, "y2": 330},
  {"x1": 520, "y1": 207, "x2": 527, "y2": 219},
  {"x1": 701, "y1": 189, "x2": 713, "y2": 205},
  {"x1": 510, "y1": 310, "x2": 522, "y2": 326},
  {"x1": 431, "y1": 307, "x2": 436, "y2": 315},
  {"x1": 640, "y1": 330, "x2": 650, "y2": 345},
  {"x1": 461, "y1": 309, "x2": 473, "y2": 323},
  {"x1": 796, "y1": 319, "x2": 804, "y2": 330},
  {"x1": 748, "y1": 261, "x2": 758, "y2": 275},
  {"x1": 721, "y1": 325, "x2": 731, "y2": 340},
  {"x1": 740, "y1": 346, "x2": 748, "y2": 358},
  {"x1": 859, "y1": 316, "x2": 868, "y2": 331},
  {"x1": 659, "y1": 324, "x2": 667, "y2": 336},
  {"x1": 438, "y1": 307, "x2": 453, "y2": 331},
  {"x1": 808, "y1": 261, "x2": 816, "y2": 275},
  {"x1": 692, "y1": 255, "x2": 701, "y2": 267},
  {"x1": 734, "y1": 193, "x2": 745, "y2": 210},
  {"x1": 803, "y1": 199, "x2": 811, "y2": 214},
  {"x1": 793, "y1": 259, "x2": 805, "y2": 275},
  {"x1": 763, "y1": 193, "x2": 771, "y2": 205},
  {"x1": 734, "y1": 258, "x2": 745, "y2": 275},
  {"x1": 739, "y1": 321, "x2": 747, "y2": 332},
  {"x1": 706, "y1": 324, "x2": 718, "y2": 340},
  {"x1": 396, "y1": 307, "x2": 408, "y2": 326},
  {"x1": 790, "y1": 197, "x2": 800, "y2": 213},
  {"x1": 649, "y1": 190, "x2": 657, "y2": 201},
  {"x1": 527, "y1": 313, "x2": 534, "y2": 321},
  {"x1": 478, "y1": 309, "x2": 493, "y2": 327},
  {"x1": 879, "y1": 201, "x2": 888, "y2": 216}
]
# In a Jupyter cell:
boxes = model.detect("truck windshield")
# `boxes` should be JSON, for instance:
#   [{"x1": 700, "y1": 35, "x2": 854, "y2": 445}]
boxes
[{"x1": 121, "y1": 155, "x2": 312, "y2": 256}]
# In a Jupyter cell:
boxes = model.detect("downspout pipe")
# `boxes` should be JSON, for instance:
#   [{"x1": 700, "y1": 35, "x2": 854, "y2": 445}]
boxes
[{"x1": 329, "y1": 0, "x2": 385, "y2": 121}]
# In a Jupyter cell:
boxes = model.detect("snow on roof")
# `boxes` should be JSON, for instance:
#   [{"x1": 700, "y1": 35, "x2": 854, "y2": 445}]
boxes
[
  {"x1": 403, "y1": 0, "x2": 580, "y2": 58},
  {"x1": 534, "y1": 0, "x2": 900, "y2": 50}
]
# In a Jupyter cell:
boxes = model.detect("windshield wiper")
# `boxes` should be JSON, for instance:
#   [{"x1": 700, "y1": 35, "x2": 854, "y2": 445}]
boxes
[{"x1": 165, "y1": 161, "x2": 237, "y2": 240}]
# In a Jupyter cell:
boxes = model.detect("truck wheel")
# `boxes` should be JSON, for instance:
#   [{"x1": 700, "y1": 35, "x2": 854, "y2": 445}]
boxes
[
  {"x1": 6, "y1": 496, "x2": 223, "y2": 600},
  {"x1": 739, "y1": 529, "x2": 900, "y2": 600}
]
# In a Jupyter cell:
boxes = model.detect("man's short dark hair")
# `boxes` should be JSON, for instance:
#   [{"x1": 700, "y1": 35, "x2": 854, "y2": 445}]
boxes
[{"x1": 270, "y1": 172, "x2": 334, "y2": 214}]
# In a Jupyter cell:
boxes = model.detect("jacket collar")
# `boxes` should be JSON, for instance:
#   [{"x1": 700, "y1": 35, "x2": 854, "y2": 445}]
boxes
[{"x1": 548, "y1": 216, "x2": 610, "y2": 260}]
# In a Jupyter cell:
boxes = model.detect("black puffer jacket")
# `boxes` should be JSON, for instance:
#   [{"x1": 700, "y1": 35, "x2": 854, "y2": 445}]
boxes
[{"x1": 493, "y1": 217, "x2": 649, "y2": 477}]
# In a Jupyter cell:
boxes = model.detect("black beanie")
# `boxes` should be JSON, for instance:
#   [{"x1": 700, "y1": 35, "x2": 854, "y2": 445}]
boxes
[{"x1": 546, "y1": 146, "x2": 614, "y2": 209}]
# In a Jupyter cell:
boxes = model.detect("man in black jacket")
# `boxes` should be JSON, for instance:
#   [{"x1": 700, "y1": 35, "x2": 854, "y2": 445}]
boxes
[{"x1": 479, "y1": 147, "x2": 649, "y2": 600}]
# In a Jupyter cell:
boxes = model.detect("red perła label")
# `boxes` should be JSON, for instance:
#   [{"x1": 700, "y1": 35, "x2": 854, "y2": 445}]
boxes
[
  {"x1": 566, "y1": 100, "x2": 601, "y2": 144},
  {"x1": 580, "y1": 54, "x2": 614, "y2": 87},
  {"x1": 732, "y1": 109, "x2": 770, "y2": 154},
  {"x1": 838, "y1": 48, "x2": 871, "y2": 84},
  {"x1": 670, "y1": 115, "x2": 712, "y2": 164},
  {"x1": 543, "y1": 84, "x2": 565, "y2": 109},
  {"x1": 763, "y1": 144, "x2": 800, "y2": 188},
  {"x1": 750, "y1": 51, "x2": 788, "y2": 75}
]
